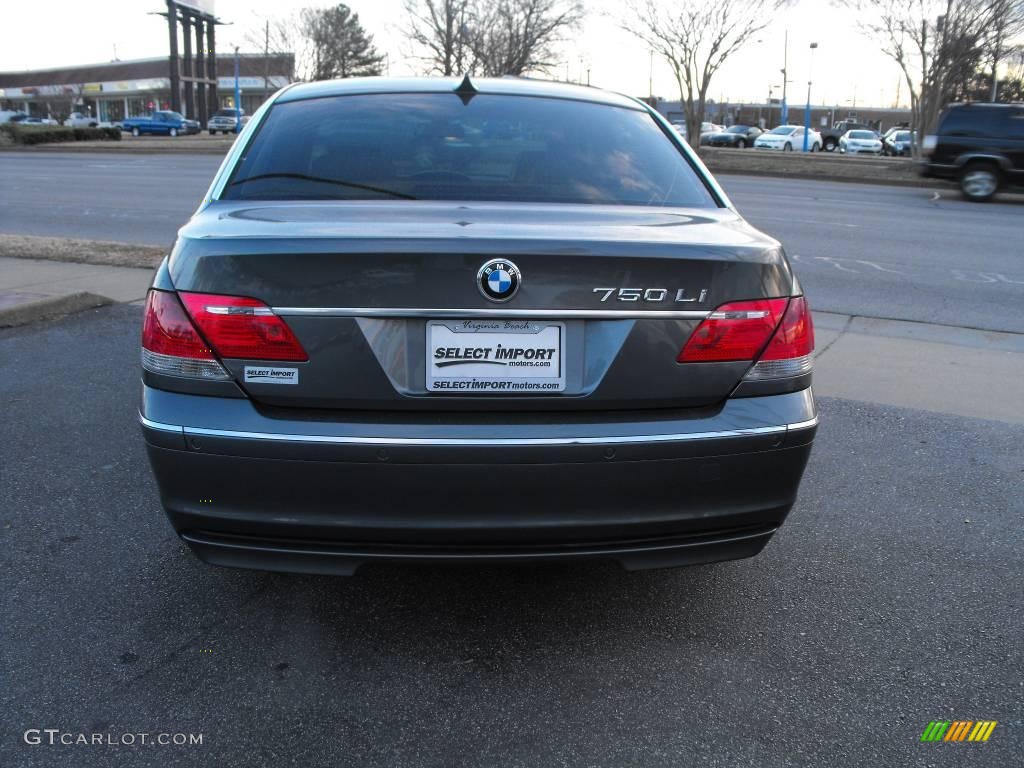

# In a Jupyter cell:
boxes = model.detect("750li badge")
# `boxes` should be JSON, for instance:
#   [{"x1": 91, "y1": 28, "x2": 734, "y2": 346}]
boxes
[{"x1": 478, "y1": 259, "x2": 521, "y2": 302}]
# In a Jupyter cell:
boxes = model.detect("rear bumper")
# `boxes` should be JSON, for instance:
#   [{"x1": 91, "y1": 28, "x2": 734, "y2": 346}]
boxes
[{"x1": 141, "y1": 386, "x2": 817, "y2": 573}]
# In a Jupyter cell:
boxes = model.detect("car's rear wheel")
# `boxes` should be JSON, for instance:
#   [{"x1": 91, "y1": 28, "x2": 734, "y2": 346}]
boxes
[
  {"x1": 209, "y1": 129, "x2": 216, "y2": 135},
  {"x1": 783, "y1": 143, "x2": 792, "y2": 152},
  {"x1": 960, "y1": 162, "x2": 1000, "y2": 202},
  {"x1": 824, "y1": 138, "x2": 837, "y2": 152},
  {"x1": 131, "y1": 127, "x2": 140, "y2": 137},
  {"x1": 169, "y1": 127, "x2": 178, "y2": 137},
  {"x1": 736, "y1": 138, "x2": 746, "y2": 148}
]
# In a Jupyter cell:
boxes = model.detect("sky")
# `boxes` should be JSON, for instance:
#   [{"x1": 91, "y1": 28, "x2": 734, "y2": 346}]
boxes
[{"x1": 0, "y1": 0, "x2": 910, "y2": 109}]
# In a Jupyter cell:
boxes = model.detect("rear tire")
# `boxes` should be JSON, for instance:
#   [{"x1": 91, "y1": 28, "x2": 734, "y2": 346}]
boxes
[
  {"x1": 736, "y1": 138, "x2": 746, "y2": 148},
  {"x1": 209, "y1": 129, "x2": 216, "y2": 135},
  {"x1": 131, "y1": 127, "x2": 140, "y2": 137},
  {"x1": 783, "y1": 143, "x2": 792, "y2": 152},
  {"x1": 824, "y1": 138, "x2": 837, "y2": 152},
  {"x1": 960, "y1": 162, "x2": 1000, "y2": 202}
]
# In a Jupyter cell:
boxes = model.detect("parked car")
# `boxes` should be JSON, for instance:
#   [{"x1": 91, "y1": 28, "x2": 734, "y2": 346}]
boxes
[
  {"x1": 63, "y1": 112, "x2": 99, "y2": 128},
  {"x1": 839, "y1": 129, "x2": 882, "y2": 155},
  {"x1": 754, "y1": 124, "x2": 822, "y2": 152},
  {"x1": 700, "y1": 122, "x2": 723, "y2": 137},
  {"x1": 0, "y1": 110, "x2": 28, "y2": 123},
  {"x1": 702, "y1": 124, "x2": 763, "y2": 148},
  {"x1": 921, "y1": 102, "x2": 1024, "y2": 202},
  {"x1": 121, "y1": 111, "x2": 200, "y2": 137},
  {"x1": 138, "y1": 76, "x2": 817, "y2": 576},
  {"x1": 883, "y1": 129, "x2": 914, "y2": 157},
  {"x1": 207, "y1": 108, "x2": 250, "y2": 135},
  {"x1": 820, "y1": 120, "x2": 874, "y2": 152},
  {"x1": 11, "y1": 114, "x2": 58, "y2": 126}
]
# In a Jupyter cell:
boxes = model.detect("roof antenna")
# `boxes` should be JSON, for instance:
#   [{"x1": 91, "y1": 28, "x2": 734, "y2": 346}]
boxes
[{"x1": 454, "y1": 74, "x2": 477, "y2": 105}]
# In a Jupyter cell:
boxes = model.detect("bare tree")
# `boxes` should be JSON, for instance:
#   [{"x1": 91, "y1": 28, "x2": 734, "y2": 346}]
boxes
[
  {"x1": 466, "y1": 0, "x2": 583, "y2": 77},
  {"x1": 850, "y1": 0, "x2": 1022, "y2": 147},
  {"x1": 986, "y1": 0, "x2": 1024, "y2": 100},
  {"x1": 403, "y1": 0, "x2": 476, "y2": 75},
  {"x1": 623, "y1": 0, "x2": 791, "y2": 147},
  {"x1": 244, "y1": 17, "x2": 300, "y2": 96}
]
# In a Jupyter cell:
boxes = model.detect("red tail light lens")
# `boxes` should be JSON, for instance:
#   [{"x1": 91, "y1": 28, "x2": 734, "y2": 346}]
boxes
[
  {"x1": 178, "y1": 292, "x2": 307, "y2": 362},
  {"x1": 142, "y1": 290, "x2": 216, "y2": 359},
  {"x1": 677, "y1": 299, "x2": 788, "y2": 362},
  {"x1": 760, "y1": 296, "x2": 814, "y2": 360}
]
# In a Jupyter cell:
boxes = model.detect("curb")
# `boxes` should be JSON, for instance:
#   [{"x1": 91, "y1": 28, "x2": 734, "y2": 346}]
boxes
[{"x1": 0, "y1": 291, "x2": 114, "y2": 329}]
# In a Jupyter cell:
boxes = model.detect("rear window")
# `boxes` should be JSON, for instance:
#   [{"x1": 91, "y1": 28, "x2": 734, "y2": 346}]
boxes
[{"x1": 222, "y1": 93, "x2": 717, "y2": 207}]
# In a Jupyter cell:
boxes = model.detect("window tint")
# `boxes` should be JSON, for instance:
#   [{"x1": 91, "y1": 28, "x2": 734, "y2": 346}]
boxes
[
  {"x1": 939, "y1": 107, "x2": 999, "y2": 137},
  {"x1": 223, "y1": 93, "x2": 717, "y2": 207},
  {"x1": 1003, "y1": 109, "x2": 1024, "y2": 139}
]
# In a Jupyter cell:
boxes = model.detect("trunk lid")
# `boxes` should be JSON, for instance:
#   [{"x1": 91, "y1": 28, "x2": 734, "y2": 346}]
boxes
[{"x1": 169, "y1": 201, "x2": 794, "y2": 411}]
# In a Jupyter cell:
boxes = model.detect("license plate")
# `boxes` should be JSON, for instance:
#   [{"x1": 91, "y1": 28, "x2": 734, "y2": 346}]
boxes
[{"x1": 426, "y1": 320, "x2": 565, "y2": 393}]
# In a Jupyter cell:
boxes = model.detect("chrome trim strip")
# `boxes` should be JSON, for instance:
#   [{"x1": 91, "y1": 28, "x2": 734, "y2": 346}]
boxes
[
  {"x1": 139, "y1": 415, "x2": 185, "y2": 434},
  {"x1": 786, "y1": 416, "x2": 819, "y2": 431},
  {"x1": 272, "y1": 307, "x2": 711, "y2": 320},
  {"x1": 177, "y1": 423, "x2": 787, "y2": 446}
]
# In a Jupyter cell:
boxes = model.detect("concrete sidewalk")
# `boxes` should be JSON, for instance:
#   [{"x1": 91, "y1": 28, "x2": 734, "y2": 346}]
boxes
[
  {"x1": 0, "y1": 256, "x2": 153, "y2": 327},
  {"x1": 1, "y1": 255, "x2": 1021, "y2": 425}
]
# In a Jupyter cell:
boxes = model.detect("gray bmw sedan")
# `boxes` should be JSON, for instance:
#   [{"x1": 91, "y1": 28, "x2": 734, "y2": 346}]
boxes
[{"x1": 139, "y1": 76, "x2": 817, "y2": 575}]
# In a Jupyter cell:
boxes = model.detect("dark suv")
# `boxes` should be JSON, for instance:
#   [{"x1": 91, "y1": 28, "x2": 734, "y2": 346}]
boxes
[{"x1": 921, "y1": 102, "x2": 1024, "y2": 202}]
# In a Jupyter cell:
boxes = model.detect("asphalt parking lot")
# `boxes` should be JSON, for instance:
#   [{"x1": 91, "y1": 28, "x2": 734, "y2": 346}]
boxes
[{"x1": 2, "y1": 303, "x2": 1022, "y2": 767}]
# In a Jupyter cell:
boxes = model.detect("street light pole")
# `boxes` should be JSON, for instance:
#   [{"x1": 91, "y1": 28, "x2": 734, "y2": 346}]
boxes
[
  {"x1": 780, "y1": 29, "x2": 789, "y2": 124},
  {"x1": 803, "y1": 42, "x2": 817, "y2": 152},
  {"x1": 233, "y1": 46, "x2": 241, "y2": 133}
]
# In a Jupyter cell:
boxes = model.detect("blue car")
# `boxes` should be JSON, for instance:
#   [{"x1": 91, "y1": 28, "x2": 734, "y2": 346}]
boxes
[{"x1": 121, "y1": 110, "x2": 200, "y2": 137}]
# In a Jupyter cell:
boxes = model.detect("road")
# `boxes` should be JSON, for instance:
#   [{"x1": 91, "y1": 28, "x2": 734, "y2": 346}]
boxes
[
  {"x1": 2, "y1": 303, "x2": 1022, "y2": 767},
  {"x1": 2, "y1": 151, "x2": 1023, "y2": 333}
]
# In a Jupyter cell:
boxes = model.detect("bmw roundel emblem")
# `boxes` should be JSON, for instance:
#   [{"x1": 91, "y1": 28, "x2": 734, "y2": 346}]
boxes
[{"x1": 477, "y1": 259, "x2": 521, "y2": 303}]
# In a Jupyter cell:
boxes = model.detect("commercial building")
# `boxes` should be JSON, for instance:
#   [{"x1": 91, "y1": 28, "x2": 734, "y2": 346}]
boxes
[{"x1": 0, "y1": 53, "x2": 293, "y2": 124}]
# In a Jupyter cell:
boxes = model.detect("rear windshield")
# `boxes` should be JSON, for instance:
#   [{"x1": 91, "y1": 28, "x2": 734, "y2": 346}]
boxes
[{"x1": 222, "y1": 93, "x2": 717, "y2": 207}]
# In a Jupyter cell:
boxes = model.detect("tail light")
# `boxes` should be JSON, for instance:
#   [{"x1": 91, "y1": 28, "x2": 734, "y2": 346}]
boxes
[
  {"x1": 141, "y1": 290, "x2": 307, "y2": 381},
  {"x1": 178, "y1": 292, "x2": 307, "y2": 362},
  {"x1": 141, "y1": 290, "x2": 229, "y2": 380},
  {"x1": 678, "y1": 296, "x2": 814, "y2": 380},
  {"x1": 677, "y1": 299, "x2": 788, "y2": 362},
  {"x1": 744, "y1": 296, "x2": 814, "y2": 380}
]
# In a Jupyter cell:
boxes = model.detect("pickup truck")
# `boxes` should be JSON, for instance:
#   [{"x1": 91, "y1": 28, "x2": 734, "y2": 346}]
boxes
[
  {"x1": 820, "y1": 120, "x2": 874, "y2": 152},
  {"x1": 121, "y1": 111, "x2": 200, "y2": 137}
]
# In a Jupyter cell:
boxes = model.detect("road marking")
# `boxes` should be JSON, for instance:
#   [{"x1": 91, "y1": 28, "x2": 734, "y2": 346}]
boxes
[
  {"x1": 855, "y1": 260, "x2": 905, "y2": 275},
  {"x1": 814, "y1": 257, "x2": 859, "y2": 272}
]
